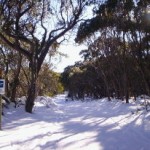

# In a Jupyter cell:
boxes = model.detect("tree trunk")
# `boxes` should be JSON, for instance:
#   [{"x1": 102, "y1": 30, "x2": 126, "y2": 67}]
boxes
[
  {"x1": 124, "y1": 74, "x2": 129, "y2": 103},
  {"x1": 5, "y1": 60, "x2": 9, "y2": 97},
  {"x1": 25, "y1": 81, "x2": 36, "y2": 113},
  {"x1": 10, "y1": 78, "x2": 19, "y2": 103},
  {"x1": 10, "y1": 53, "x2": 22, "y2": 103},
  {"x1": 123, "y1": 32, "x2": 129, "y2": 103},
  {"x1": 101, "y1": 70, "x2": 111, "y2": 101},
  {"x1": 25, "y1": 56, "x2": 38, "y2": 113}
]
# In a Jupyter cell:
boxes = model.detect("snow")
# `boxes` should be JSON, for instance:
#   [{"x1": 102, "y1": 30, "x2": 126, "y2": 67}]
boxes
[{"x1": 1, "y1": 94, "x2": 150, "y2": 150}]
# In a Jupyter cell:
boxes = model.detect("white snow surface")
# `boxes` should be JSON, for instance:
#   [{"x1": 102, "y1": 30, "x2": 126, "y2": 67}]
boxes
[{"x1": 1, "y1": 94, "x2": 150, "y2": 150}]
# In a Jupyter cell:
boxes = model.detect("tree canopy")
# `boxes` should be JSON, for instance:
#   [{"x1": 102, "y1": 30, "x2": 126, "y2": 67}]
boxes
[
  {"x1": 62, "y1": 0, "x2": 150, "y2": 102},
  {"x1": 0, "y1": 0, "x2": 88, "y2": 113}
]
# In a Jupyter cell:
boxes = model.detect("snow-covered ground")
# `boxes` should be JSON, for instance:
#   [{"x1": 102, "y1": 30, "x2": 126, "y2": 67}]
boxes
[{"x1": 1, "y1": 94, "x2": 150, "y2": 150}]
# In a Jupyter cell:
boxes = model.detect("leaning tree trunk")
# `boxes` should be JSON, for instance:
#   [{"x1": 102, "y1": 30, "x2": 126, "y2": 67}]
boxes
[{"x1": 25, "y1": 56, "x2": 38, "y2": 113}]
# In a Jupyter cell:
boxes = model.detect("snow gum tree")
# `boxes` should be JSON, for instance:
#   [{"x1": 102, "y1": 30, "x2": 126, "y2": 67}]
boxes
[
  {"x1": 0, "y1": 0, "x2": 88, "y2": 113},
  {"x1": 70, "y1": 0, "x2": 150, "y2": 102}
]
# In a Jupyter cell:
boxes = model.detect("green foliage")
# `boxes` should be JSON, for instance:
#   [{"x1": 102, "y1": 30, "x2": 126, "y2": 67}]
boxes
[{"x1": 37, "y1": 63, "x2": 64, "y2": 97}]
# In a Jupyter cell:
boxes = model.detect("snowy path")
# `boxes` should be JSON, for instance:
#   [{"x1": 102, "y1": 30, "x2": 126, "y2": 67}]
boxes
[{"x1": 1, "y1": 94, "x2": 150, "y2": 150}]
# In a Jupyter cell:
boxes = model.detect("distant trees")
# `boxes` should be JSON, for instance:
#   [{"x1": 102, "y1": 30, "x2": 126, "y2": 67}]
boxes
[
  {"x1": 62, "y1": 0, "x2": 150, "y2": 102},
  {"x1": 0, "y1": 0, "x2": 88, "y2": 112},
  {"x1": 0, "y1": 48, "x2": 64, "y2": 105},
  {"x1": 37, "y1": 63, "x2": 64, "y2": 96}
]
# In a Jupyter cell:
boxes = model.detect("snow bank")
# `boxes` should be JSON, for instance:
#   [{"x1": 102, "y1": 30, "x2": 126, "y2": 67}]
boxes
[{"x1": 35, "y1": 96, "x2": 58, "y2": 108}]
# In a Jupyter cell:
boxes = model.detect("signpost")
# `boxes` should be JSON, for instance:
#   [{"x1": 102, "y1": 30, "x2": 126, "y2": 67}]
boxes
[
  {"x1": 0, "y1": 69, "x2": 5, "y2": 130},
  {"x1": 0, "y1": 79, "x2": 5, "y2": 94}
]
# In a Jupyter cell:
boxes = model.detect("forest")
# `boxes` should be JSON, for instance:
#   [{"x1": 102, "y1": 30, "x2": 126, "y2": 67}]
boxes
[
  {"x1": 61, "y1": 0, "x2": 150, "y2": 103},
  {"x1": 0, "y1": 0, "x2": 150, "y2": 113}
]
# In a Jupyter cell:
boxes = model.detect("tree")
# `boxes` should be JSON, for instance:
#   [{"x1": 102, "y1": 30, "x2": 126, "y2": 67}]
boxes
[
  {"x1": 0, "y1": 0, "x2": 87, "y2": 113},
  {"x1": 37, "y1": 63, "x2": 64, "y2": 96},
  {"x1": 73, "y1": 0, "x2": 150, "y2": 102}
]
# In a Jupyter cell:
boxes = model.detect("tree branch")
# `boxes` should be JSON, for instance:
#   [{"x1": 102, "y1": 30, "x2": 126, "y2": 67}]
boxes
[{"x1": 0, "y1": 33, "x2": 31, "y2": 59}]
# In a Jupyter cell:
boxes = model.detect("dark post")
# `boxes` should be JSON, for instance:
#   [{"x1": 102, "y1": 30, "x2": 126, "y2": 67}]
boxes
[{"x1": 0, "y1": 68, "x2": 2, "y2": 130}]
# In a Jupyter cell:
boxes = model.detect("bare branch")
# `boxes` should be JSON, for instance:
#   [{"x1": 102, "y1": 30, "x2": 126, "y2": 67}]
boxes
[{"x1": 38, "y1": 0, "x2": 48, "y2": 53}]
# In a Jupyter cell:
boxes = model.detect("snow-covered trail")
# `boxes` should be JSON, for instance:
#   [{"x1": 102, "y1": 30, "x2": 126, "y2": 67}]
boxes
[{"x1": 0, "y1": 94, "x2": 150, "y2": 150}]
